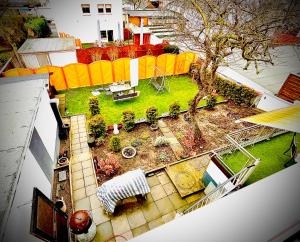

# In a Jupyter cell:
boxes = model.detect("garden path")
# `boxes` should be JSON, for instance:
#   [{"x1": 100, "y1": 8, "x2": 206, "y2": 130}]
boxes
[{"x1": 158, "y1": 119, "x2": 185, "y2": 160}]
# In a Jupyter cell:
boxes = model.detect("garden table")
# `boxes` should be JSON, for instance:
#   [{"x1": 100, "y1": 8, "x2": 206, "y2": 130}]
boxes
[{"x1": 109, "y1": 82, "x2": 139, "y2": 101}]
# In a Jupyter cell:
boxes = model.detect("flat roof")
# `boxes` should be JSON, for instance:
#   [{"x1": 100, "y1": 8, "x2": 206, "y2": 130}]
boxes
[
  {"x1": 227, "y1": 45, "x2": 300, "y2": 94},
  {"x1": 18, "y1": 38, "x2": 76, "y2": 54},
  {"x1": 241, "y1": 105, "x2": 300, "y2": 133},
  {"x1": 0, "y1": 74, "x2": 48, "y2": 235}
]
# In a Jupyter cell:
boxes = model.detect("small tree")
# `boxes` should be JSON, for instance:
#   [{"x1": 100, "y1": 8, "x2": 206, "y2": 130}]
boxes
[
  {"x1": 107, "y1": 46, "x2": 119, "y2": 61},
  {"x1": 169, "y1": 102, "x2": 181, "y2": 118},
  {"x1": 89, "y1": 114, "x2": 106, "y2": 138},
  {"x1": 146, "y1": 106, "x2": 158, "y2": 125},
  {"x1": 98, "y1": 155, "x2": 120, "y2": 176},
  {"x1": 89, "y1": 96, "x2": 100, "y2": 116},
  {"x1": 122, "y1": 110, "x2": 135, "y2": 132},
  {"x1": 90, "y1": 49, "x2": 103, "y2": 62},
  {"x1": 110, "y1": 136, "x2": 121, "y2": 152}
]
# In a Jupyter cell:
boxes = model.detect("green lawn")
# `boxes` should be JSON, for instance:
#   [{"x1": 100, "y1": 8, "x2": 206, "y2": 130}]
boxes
[
  {"x1": 223, "y1": 132, "x2": 298, "y2": 185},
  {"x1": 59, "y1": 75, "x2": 224, "y2": 124}
]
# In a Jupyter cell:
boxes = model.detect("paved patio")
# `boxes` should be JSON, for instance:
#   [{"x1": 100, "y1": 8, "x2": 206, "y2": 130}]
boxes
[{"x1": 69, "y1": 115, "x2": 205, "y2": 241}]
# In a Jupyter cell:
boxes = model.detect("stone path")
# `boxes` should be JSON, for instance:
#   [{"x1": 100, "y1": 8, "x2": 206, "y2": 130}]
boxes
[
  {"x1": 158, "y1": 120, "x2": 185, "y2": 160},
  {"x1": 69, "y1": 115, "x2": 204, "y2": 241}
]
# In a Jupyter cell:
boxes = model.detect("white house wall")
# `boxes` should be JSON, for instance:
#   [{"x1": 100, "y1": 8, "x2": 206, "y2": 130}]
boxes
[
  {"x1": 37, "y1": 0, "x2": 124, "y2": 43},
  {"x1": 35, "y1": 89, "x2": 58, "y2": 161},
  {"x1": 49, "y1": 51, "x2": 78, "y2": 66},
  {"x1": 3, "y1": 150, "x2": 51, "y2": 242}
]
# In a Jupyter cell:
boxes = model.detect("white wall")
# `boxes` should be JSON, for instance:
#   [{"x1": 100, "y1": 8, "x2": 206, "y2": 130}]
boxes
[
  {"x1": 21, "y1": 54, "x2": 40, "y2": 69},
  {"x1": 257, "y1": 92, "x2": 291, "y2": 111},
  {"x1": 3, "y1": 150, "x2": 51, "y2": 242},
  {"x1": 37, "y1": 0, "x2": 124, "y2": 43},
  {"x1": 49, "y1": 51, "x2": 77, "y2": 66},
  {"x1": 35, "y1": 89, "x2": 58, "y2": 161}
]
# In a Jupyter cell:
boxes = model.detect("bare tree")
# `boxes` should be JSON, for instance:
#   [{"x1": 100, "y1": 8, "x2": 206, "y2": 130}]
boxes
[
  {"x1": 162, "y1": 0, "x2": 299, "y2": 143},
  {"x1": 123, "y1": 0, "x2": 147, "y2": 10}
]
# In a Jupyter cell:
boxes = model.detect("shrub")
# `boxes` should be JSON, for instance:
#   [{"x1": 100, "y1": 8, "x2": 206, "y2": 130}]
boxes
[
  {"x1": 158, "y1": 151, "x2": 170, "y2": 162},
  {"x1": 25, "y1": 17, "x2": 51, "y2": 37},
  {"x1": 215, "y1": 76, "x2": 257, "y2": 106},
  {"x1": 164, "y1": 45, "x2": 180, "y2": 54},
  {"x1": 89, "y1": 96, "x2": 100, "y2": 116},
  {"x1": 0, "y1": 52, "x2": 12, "y2": 66},
  {"x1": 154, "y1": 136, "x2": 170, "y2": 147},
  {"x1": 169, "y1": 102, "x2": 180, "y2": 118},
  {"x1": 109, "y1": 136, "x2": 121, "y2": 152},
  {"x1": 206, "y1": 94, "x2": 217, "y2": 109},
  {"x1": 95, "y1": 137, "x2": 105, "y2": 147},
  {"x1": 146, "y1": 106, "x2": 158, "y2": 125},
  {"x1": 131, "y1": 138, "x2": 142, "y2": 148},
  {"x1": 122, "y1": 110, "x2": 135, "y2": 132},
  {"x1": 98, "y1": 155, "x2": 120, "y2": 176},
  {"x1": 89, "y1": 114, "x2": 106, "y2": 138}
]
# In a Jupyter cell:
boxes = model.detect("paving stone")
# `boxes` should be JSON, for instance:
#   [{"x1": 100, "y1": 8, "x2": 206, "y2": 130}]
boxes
[
  {"x1": 72, "y1": 162, "x2": 82, "y2": 172},
  {"x1": 72, "y1": 133, "x2": 80, "y2": 140},
  {"x1": 162, "y1": 211, "x2": 176, "y2": 223},
  {"x1": 72, "y1": 138, "x2": 80, "y2": 145},
  {"x1": 126, "y1": 208, "x2": 146, "y2": 229},
  {"x1": 81, "y1": 147, "x2": 89, "y2": 153},
  {"x1": 148, "y1": 217, "x2": 164, "y2": 230},
  {"x1": 85, "y1": 175, "x2": 96, "y2": 186},
  {"x1": 79, "y1": 132, "x2": 87, "y2": 138},
  {"x1": 111, "y1": 214, "x2": 130, "y2": 235},
  {"x1": 185, "y1": 192, "x2": 204, "y2": 204},
  {"x1": 74, "y1": 197, "x2": 91, "y2": 211},
  {"x1": 116, "y1": 230, "x2": 133, "y2": 242},
  {"x1": 90, "y1": 194, "x2": 102, "y2": 210},
  {"x1": 80, "y1": 142, "x2": 89, "y2": 149},
  {"x1": 86, "y1": 184, "x2": 97, "y2": 196},
  {"x1": 146, "y1": 176, "x2": 160, "y2": 187},
  {"x1": 141, "y1": 202, "x2": 161, "y2": 222},
  {"x1": 72, "y1": 143, "x2": 81, "y2": 151},
  {"x1": 71, "y1": 156, "x2": 81, "y2": 164},
  {"x1": 71, "y1": 129, "x2": 79, "y2": 135},
  {"x1": 145, "y1": 193, "x2": 154, "y2": 204},
  {"x1": 92, "y1": 207, "x2": 111, "y2": 225},
  {"x1": 83, "y1": 167, "x2": 94, "y2": 177},
  {"x1": 73, "y1": 187, "x2": 86, "y2": 201},
  {"x1": 80, "y1": 137, "x2": 88, "y2": 144},
  {"x1": 155, "y1": 197, "x2": 175, "y2": 215},
  {"x1": 82, "y1": 159, "x2": 92, "y2": 169},
  {"x1": 175, "y1": 204, "x2": 190, "y2": 214},
  {"x1": 132, "y1": 224, "x2": 149, "y2": 238},
  {"x1": 73, "y1": 178, "x2": 85, "y2": 191},
  {"x1": 72, "y1": 170, "x2": 83, "y2": 181},
  {"x1": 168, "y1": 193, "x2": 187, "y2": 209},
  {"x1": 72, "y1": 149, "x2": 82, "y2": 155},
  {"x1": 150, "y1": 184, "x2": 167, "y2": 201},
  {"x1": 77, "y1": 153, "x2": 91, "y2": 162},
  {"x1": 95, "y1": 221, "x2": 114, "y2": 242},
  {"x1": 157, "y1": 172, "x2": 171, "y2": 185},
  {"x1": 163, "y1": 182, "x2": 176, "y2": 195}
]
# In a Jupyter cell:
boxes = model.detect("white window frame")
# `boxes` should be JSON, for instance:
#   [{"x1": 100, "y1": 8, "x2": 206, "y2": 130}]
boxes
[
  {"x1": 81, "y1": 4, "x2": 91, "y2": 15},
  {"x1": 105, "y1": 4, "x2": 112, "y2": 13}
]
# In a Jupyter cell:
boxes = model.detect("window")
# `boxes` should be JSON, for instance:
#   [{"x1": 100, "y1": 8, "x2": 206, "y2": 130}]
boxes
[
  {"x1": 97, "y1": 4, "x2": 104, "y2": 13},
  {"x1": 100, "y1": 30, "x2": 107, "y2": 38},
  {"x1": 105, "y1": 4, "x2": 111, "y2": 13},
  {"x1": 81, "y1": 4, "x2": 90, "y2": 14}
]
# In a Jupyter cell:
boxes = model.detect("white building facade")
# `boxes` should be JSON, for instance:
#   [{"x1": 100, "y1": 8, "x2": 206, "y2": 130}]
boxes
[{"x1": 37, "y1": 0, "x2": 124, "y2": 43}]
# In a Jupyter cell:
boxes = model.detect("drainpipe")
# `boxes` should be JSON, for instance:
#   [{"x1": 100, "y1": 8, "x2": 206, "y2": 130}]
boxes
[{"x1": 140, "y1": 18, "x2": 144, "y2": 45}]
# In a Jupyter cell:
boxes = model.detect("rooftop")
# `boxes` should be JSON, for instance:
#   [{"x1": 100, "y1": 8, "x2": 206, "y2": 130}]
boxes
[
  {"x1": 18, "y1": 38, "x2": 76, "y2": 54},
  {"x1": 0, "y1": 74, "x2": 48, "y2": 234}
]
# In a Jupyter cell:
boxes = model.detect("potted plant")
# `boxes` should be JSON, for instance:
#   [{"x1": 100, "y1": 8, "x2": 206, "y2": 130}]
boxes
[
  {"x1": 122, "y1": 146, "x2": 137, "y2": 159},
  {"x1": 146, "y1": 106, "x2": 158, "y2": 131}
]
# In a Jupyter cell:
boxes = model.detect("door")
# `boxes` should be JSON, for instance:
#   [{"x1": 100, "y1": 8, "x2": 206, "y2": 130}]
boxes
[{"x1": 108, "y1": 30, "x2": 114, "y2": 41}]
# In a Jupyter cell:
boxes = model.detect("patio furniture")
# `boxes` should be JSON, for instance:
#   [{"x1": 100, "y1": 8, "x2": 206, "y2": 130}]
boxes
[
  {"x1": 149, "y1": 66, "x2": 170, "y2": 93},
  {"x1": 109, "y1": 82, "x2": 140, "y2": 101},
  {"x1": 96, "y1": 168, "x2": 150, "y2": 213}
]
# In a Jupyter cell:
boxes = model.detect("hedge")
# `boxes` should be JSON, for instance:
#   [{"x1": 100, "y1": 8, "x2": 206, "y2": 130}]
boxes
[
  {"x1": 25, "y1": 17, "x2": 51, "y2": 38},
  {"x1": 215, "y1": 76, "x2": 258, "y2": 106}
]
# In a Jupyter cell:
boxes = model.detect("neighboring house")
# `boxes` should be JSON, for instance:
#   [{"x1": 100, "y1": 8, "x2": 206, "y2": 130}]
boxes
[
  {"x1": 18, "y1": 38, "x2": 78, "y2": 68},
  {"x1": 36, "y1": 0, "x2": 124, "y2": 43},
  {"x1": 0, "y1": 74, "x2": 59, "y2": 242}
]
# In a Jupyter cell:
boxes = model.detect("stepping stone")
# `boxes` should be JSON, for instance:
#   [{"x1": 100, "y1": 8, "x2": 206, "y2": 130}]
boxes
[
  {"x1": 141, "y1": 202, "x2": 161, "y2": 222},
  {"x1": 95, "y1": 221, "x2": 114, "y2": 242}
]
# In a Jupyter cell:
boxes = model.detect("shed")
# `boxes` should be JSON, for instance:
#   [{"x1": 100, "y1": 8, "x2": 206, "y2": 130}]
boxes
[
  {"x1": 0, "y1": 74, "x2": 59, "y2": 242},
  {"x1": 18, "y1": 38, "x2": 77, "y2": 68}
]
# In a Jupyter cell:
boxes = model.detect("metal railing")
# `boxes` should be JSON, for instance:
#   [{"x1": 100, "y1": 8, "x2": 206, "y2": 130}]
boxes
[{"x1": 182, "y1": 164, "x2": 255, "y2": 214}]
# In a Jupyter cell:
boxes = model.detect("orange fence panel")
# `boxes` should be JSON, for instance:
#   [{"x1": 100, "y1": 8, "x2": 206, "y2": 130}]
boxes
[
  {"x1": 100, "y1": 60, "x2": 113, "y2": 84},
  {"x1": 156, "y1": 54, "x2": 176, "y2": 76},
  {"x1": 88, "y1": 61, "x2": 103, "y2": 86},
  {"x1": 138, "y1": 55, "x2": 156, "y2": 80},
  {"x1": 112, "y1": 58, "x2": 130, "y2": 82},
  {"x1": 175, "y1": 52, "x2": 197, "y2": 74},
  {"x1": 4, "y1": 68, "x2": 35, "y2": 77},
  {"x1": 63, "y1": 63, "x2": 91, "y2": 88}
]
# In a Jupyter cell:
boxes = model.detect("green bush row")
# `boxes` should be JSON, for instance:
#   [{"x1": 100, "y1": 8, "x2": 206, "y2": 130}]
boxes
[
  {"x1": 25, "y1": 17, "x2": 51, "y2": 38},
  {"x1": 215, "y1": 76, "x2": 258, "y2": 106}
]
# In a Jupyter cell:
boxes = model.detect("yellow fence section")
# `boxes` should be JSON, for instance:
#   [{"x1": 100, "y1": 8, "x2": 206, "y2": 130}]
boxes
[{"x1": 3, "y1": 52, "x2": 197, "y2": 90}]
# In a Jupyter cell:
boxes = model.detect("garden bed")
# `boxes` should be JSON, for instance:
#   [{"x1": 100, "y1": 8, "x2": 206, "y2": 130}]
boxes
[
  {"x1": 91, "y1": 123, "x2": 176, "y2": 186},
  {"x1": 164, "y1": 102, "x2": 262, "y2": 155}
]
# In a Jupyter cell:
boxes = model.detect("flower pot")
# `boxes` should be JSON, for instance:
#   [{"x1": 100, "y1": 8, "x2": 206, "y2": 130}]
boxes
[
  {"x1": 122, "y1": 146, "x2": 137, "y2": 159},
  {"x1": 58, "y1": 156, "x2": 69, "y2": 166},
  {"x1": 150, "y1": 124, "x2": 158, "y2": 131}
]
